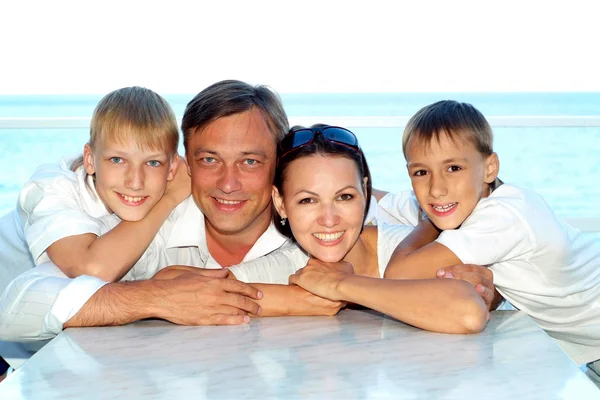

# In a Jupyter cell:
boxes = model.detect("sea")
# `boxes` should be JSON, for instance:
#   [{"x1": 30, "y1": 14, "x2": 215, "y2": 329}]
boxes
[{"x1": 1, "y1": 92, "x2": 599, "y2": 228}]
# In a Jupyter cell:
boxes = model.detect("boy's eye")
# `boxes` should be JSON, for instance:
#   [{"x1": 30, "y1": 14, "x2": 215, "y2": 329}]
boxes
[
  {"x1": 299, "y1": 198, "x2": 315, "y2": 205},
  {"x1": 447, "y1": 165, "x2": 462, "y2": 172},
  {"x1": 110, "y1": 157, "x2": 123, "y2": 164},
  {"x1": 147, "y1": 160, "x2": 161, "y2": 167},
  {"x1": 337, "y1": 193, "x2": 354, "y2": 201},
  {"x1": 412, "y1": 169, "x2": 427, "y2": 176}
]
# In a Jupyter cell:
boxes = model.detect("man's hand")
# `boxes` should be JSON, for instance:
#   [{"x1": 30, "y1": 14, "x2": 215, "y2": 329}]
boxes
[
  {"x1": 151, "y1": 272, "x2": 263, "y2": 325},
  {"x1": 288, "y1": 258, "x2": 354, "y2": 302},
  {"x1": 163, "y1": 155, "x2": 192, "y2": 206},
  {"x1": 436, "y1": 264, "x2": 502, "y2": 310}
]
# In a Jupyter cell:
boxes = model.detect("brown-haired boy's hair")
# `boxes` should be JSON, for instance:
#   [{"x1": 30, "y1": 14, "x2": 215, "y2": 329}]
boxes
[
  {"x1": 402, "y1": 100, "x2": 494, "y2": 159},
  {"x1": 71, "y1": 86, "x2": 179, "y2": 171}
]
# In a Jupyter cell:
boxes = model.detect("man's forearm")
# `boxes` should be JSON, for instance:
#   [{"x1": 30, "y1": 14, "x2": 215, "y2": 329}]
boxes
[{"x1": 64, "y1": 280, "x2": 159, "y2": 328}]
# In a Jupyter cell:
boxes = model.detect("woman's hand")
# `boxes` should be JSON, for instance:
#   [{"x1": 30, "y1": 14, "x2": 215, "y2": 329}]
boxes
[{"x1": 288, "y1": 258, "x2": 354, "y2": 301}]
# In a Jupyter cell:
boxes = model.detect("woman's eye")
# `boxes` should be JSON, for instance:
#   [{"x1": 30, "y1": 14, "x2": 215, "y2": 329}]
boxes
[
  {"x1": 110, "y1": 157, "x2": 123, "y2": 164},
  {"x1": 338, "y1": 193, "x2": 354, "y2": 201},
  {"x1": 299, "y1": 198, "x2": 314, "y2": 205},
  {"x1": 147, "y1": 160, "x2": 161, "y2": 167}
]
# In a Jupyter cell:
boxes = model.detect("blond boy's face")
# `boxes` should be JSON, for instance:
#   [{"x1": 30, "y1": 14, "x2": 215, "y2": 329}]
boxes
[
  {"x1": 84, "y1": 138, "x2": 177, "y2": 221},
  {"x1": 405, "y1": 133, "x2": 499, "y2": 230}
]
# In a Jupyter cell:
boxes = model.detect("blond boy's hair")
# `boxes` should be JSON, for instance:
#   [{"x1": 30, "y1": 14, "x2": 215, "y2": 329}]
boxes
[
  {"x1": 402, "y1": 100, "x2": 494, "y2": 158},
  {"x1": 71, "y1": 86, "x2": 179, "y2": 170}
]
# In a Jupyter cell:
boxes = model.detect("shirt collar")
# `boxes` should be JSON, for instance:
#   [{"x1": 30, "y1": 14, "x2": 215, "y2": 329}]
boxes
[{"x1": 166, "y1": 196, "x2": 289, "y2": 260}]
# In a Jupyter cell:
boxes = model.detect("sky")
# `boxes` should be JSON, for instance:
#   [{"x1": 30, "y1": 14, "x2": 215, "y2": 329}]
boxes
[{"x1": 1, "y1": 0, "x2": 599, "y2": 94}]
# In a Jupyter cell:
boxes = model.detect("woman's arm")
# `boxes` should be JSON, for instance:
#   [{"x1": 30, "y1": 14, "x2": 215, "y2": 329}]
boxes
[
  {"x1": 47, "y1": 157, "x2": 190, "y2": 282},
  {"x1": 290, "y1": 264, "x2": 489, "y2": 334}
]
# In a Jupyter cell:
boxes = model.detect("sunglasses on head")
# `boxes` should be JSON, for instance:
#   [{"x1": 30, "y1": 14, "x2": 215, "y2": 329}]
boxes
[{"x1": 278, "y1": 126, "x2": 361, "y2": 161}]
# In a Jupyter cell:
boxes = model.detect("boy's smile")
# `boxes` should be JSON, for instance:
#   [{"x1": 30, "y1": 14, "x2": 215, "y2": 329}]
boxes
[{"x1": 405, "y1": 133, "x2": 498, "y2": 230}]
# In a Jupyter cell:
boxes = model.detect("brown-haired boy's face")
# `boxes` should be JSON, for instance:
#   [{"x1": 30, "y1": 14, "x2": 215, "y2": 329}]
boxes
[
  {"x1": 186, "y1": 108, "x2": 277, "y2": 239},
  {"x1": 405, "y1": 134, "x2": 498, "y2": 230}
]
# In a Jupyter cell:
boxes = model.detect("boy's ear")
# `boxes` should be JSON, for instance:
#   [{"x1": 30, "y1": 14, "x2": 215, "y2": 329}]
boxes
[
  {"x1": 166, "y1": 154, "x2": 180, "y2": 181},
  {"x1": 185, "y1": 153, "x2": 192, "y2": 177},
  {"x1": 484, "y1": 153, "x2": 500, "y2": 184},
  {"x1": 83, "y1": 144, "x2": 95, "y2": 175},
  {"x1": 272, "y1": 186, "x2": 287, "y2": 219}
]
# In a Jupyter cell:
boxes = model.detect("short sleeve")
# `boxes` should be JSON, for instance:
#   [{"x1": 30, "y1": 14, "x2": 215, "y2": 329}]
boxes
[
  {"x1": 436, "y1": 201, "x2": 534, "y2": 266},
  {"x1": 376, "y1": 191, "x2": 421, "y2": 226},
  {"x1": 17, "y1": 164, "x2": 108, "y2": 265},
  {"x1": 229, "y1": 244, "x2": 309, "y2": 284},
  {"x1": 377, "y1": 224, "x2": 413, "y2": 276}
]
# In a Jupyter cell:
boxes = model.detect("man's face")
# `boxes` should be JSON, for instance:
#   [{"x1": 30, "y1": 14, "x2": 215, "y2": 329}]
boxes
[{"x1": 186, "y1": 108, "x2": 277, "y2": 238}]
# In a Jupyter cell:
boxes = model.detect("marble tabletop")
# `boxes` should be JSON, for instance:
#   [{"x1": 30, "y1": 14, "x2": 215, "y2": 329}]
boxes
[{"x1": 1, "y1": 310, "x2": 599, "y2": 399}]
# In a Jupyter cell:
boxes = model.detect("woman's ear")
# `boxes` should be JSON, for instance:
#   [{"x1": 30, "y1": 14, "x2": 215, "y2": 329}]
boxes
[
  {"x1": 83, "y1": 144, "x2": 96, "y2": 175},
  {"x1": 484, "y1": 153, "x2": 500, "y2": 184},
  {"x1": 272, "y1": 186, "x2": 287, "y2": 219},
  {"x1": 362, "y1": 176, "x2": 369, "y2": 196}
]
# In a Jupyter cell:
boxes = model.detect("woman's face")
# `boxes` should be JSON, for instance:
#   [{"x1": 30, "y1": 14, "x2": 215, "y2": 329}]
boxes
[{"x1": 273, "y1": 154, "x2": 367, "y2": 262}]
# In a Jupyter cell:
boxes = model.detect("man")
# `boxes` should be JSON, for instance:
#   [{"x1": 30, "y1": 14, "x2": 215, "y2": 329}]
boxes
[{"x1": 0, "y1": 80, "x2": 344, "y2": 349}]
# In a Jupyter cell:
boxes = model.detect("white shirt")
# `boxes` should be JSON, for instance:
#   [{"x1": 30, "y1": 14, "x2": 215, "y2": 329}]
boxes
[
  {"x1": 0, "y1": 164, "x2": 289, "y2": 343},
  {"x1": 230, "y1": 223, "x2": 413, "y2": 283},
  {"x1": 379, "y1": 184, "x2": 600, "y2": 365}
]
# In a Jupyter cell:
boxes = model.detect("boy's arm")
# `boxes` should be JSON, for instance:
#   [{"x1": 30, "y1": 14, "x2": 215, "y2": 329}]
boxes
[
  {"x1": 384, "y1": 241, "x2": 462, "y2": 279},
  {"x1": 47, "y1": 157, "x2": 190, "y2": 282},
  {"x1": 384, "y1": 218, "x2": 440, "y2": 267}
]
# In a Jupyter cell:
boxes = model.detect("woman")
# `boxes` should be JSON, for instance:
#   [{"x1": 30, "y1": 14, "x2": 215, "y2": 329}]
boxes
[{"x1": 227, "y1": 124, "x2": 489, "y2": 334}]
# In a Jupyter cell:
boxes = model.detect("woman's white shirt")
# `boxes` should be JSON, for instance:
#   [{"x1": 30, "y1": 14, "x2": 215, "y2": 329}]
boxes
[{"x1": 230, "y1": 223, "x2": 413, "y2": 283}]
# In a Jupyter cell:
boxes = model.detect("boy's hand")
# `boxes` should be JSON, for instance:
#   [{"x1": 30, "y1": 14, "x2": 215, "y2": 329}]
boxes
[
  {"x1": 437, "y1": 264, "x2": 501, "y2": 310},
  {"x1": 164, "y1": 155, "x2": 191, "y2": 206}
]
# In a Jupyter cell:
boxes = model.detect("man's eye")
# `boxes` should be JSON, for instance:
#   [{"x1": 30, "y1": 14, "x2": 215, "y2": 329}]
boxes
[
  {"x1": 203, "y1": 157, "x2": 216, "y2": 163},
  {"x1": 147, "y1": 160, "x2": 161, "y2": 167},
  {"x1": 110, "y1": 157, "x2": 123, "y2": 164},
  {"x1": 243, "y1": 159, "x2": 258, "y2": 165}
]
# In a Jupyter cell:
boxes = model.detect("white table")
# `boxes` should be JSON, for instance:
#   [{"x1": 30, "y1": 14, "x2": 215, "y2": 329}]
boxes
[{"x1": 1, "y1": 310, "x2": 599, "y2": 399}]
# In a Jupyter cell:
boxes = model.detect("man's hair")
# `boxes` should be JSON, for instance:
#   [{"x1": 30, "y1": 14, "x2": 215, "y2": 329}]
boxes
[
  {"x1": 402, "y1": 100, "x2": 494, "y2": 158},
  {"x1": 71, "y1": 86, "x2": 179, "y2": 170},
  {"x1": 274, "y1": 124, "x2": 372, "y2": 240},
  {"x1": 181, "y1": 80, "x2": 289, "y2": 152}
]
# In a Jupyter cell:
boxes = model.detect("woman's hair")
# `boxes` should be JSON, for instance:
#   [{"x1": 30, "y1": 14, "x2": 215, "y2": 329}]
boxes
[
  {"x1": 71, "y1": 86, "x2": 179, "y2": 171},
  {"x1": 274, "y1": 124, "x2": 372, "y2": 239},
  {"x1": 402, "y1": 100, "x2": 494, "y2": 158}
]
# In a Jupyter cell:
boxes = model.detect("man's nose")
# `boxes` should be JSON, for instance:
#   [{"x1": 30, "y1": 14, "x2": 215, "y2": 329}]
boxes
[{"x1": 216, "y1": 166, "x2": 242, "y2": 194}]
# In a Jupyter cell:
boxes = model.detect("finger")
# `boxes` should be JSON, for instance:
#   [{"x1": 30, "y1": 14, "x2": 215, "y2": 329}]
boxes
[
  {"x1": 441, "y1": 272, "x2": 454, "y2": 279},
  {"x1": 436, "y1": 268, "x2": 446, "y2": 278},
  {"x1": 208, "y1": 314, "x2": 251, "y2": 326},
  {"x1": 288, "y1": 273, "x2": 298, "y2": 285},
  {"x1": 221, "y1": 279, "x2": 263, "y2": 300},
  {"x1": 447, "y1": 264, "x2": 493, "y2": 279},
  {"x1": 476, "y1": 284, "x2": 494, "y2": 307},
  {"x1": 222, "y1": 292, "x2": 262, "y2": 315}
]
